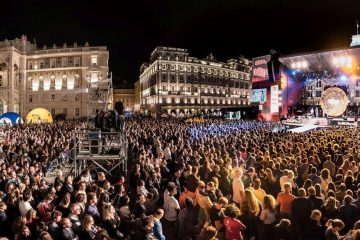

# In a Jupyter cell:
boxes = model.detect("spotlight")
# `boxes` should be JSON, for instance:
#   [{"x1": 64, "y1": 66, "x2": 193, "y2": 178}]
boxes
[{"x1": 340, "y1": 74, "x2": 348, "y2": 81}]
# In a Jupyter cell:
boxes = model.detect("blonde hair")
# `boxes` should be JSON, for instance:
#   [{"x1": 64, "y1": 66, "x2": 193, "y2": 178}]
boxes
[{"x1": 242, "y1": 189, "x2": 260, "y2": 215}]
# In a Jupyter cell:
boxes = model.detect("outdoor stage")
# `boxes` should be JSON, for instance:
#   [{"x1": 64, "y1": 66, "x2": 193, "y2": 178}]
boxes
[{"x1": 283, "y1": 116, "x2": 359, "y2": 133}]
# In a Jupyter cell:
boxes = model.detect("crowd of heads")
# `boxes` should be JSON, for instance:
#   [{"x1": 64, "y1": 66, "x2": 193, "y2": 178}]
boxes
[{"x1": 0, "y1": 117, "x2": 359, "y2": 240}]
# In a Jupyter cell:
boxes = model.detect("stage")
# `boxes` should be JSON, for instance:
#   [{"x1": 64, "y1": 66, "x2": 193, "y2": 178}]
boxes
[{"x1": 283, "y1": 116, "x2": 358, "y2": 133}]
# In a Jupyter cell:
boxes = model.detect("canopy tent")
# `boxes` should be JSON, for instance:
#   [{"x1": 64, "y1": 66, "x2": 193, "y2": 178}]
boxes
[
  {"x1": 0, "y1": 112, "x2": 23, "y2": 126},
  {"x1": 26, "y1": 108, "x2": 53, "y2": 124}
]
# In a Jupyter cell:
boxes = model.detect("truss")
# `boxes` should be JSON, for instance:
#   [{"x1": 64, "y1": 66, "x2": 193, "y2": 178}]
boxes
[
  {"x1": 73, "y1": 128, "x2": 127, "y2": 177},
  {"x1": 87, "y1": 72, "x2": 113, "y2": 127}
]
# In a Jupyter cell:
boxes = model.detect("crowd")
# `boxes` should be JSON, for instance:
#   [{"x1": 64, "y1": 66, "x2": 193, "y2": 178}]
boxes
[{"x1": 0, "y1": 118, "x2": 359, "y2": 240}]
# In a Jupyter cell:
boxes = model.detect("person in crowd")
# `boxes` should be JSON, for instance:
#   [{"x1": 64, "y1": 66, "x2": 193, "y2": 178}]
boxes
[
  {"x1": 102, "y1": 204, "x2": 123, "y2": 240},
  {"x1": 307, "y1": 186, "x2": 324, "y2": 210},
  {"x1": 274, "y1": 219, "x2": 295, "y2": 240},
  {"x1": 259, "y1": 195, "x2": 277, "y2": 240},
  {"x1": 163, "y1": 183, "x2": 180, "y2": 229},
  {"x1": 61, "y1": 217, "x2": 78, "y2": 240},
  {"x1": 223, "y1": 203, "x2": 246, "y2": 240},
  {"x1": 276, "y1": 182, "x2": 295, "y2": 219},
  {"x1": 325, "y1": 219, "x2": 345, "y2": 240},
  {"x1": 232, "y1": 168, "x2": 245, "y2": 205},
  {"x1": 292, "y1": 188, "x2": 315, "y2": 237},
  {"x1": 47, "y1": 210, "x2": 62, "y2": 240},
  {"x1": 303, "y1": 209, "x2": 325, "y2": 240},
  {"x1": 152, "y1": 208, "x2": 165, "y2": 240}
]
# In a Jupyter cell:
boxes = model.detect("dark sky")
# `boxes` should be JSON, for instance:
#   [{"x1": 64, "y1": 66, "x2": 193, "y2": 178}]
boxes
[{"x1": 1, "y1": 0, "x2": 359, "y2": 86}]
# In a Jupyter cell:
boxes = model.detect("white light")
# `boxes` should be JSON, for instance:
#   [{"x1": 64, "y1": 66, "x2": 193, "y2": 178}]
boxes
[
  {"x1": 333, "y1": 58, "x2": 338, "y2": 65},
  {"x1": 67, "y1": 77, "x2": 74, "y2": 90},
  {"x1": 291, "y1": 63, "x2": 296, "y2": 68},
  {"x1": 302, "y1": 61, "x2": 307, "y2": 68},
  {"x1": 296, "y1": 62, "x2": 302, "y2": 69},
  {"x1": 44, "y1": 78, "x2": 50, "y2": 91},
  {"x1": 55, "y1": 78, "x2": 62, "y2": 90},
  {"x1": 340, "y1": 56, "x2": 346, "y2": 65},
  {"x1": 32, "y1": 79, "x2": 39, "y2": 91}
]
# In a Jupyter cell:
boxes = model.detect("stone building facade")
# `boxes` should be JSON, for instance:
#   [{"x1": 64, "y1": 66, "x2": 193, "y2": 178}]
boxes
[
  {"x1": 0, "y1": 35, "x2": 109, "y2": 119},
  {"x1": 139, "y1": 47, "x2": 252, "y2": 117}
]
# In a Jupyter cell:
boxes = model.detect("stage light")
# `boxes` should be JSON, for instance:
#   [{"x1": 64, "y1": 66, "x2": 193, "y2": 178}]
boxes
[
  {"x1": 340, "y1": 74, "x2": 348, "y2": 82},
  {"x1": 291, "y1": 63, "x2": 296, "y2": 68},
  {"x1": 333, "y1": 58, "x2": 338, "y2": 65},
  {"x1": 296, "y1": 62, "x2": 302, "y2": 69},
  {"x1": 302, "y1": 61, "x2": 308, "y2": 68},
  {"x1": 292, "y1": 71, "x2": 296, "y2": 76}
]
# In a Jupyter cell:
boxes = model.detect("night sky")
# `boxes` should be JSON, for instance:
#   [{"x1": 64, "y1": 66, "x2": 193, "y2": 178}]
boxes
[{"x1": 1, "y1": 0, "x2": 359, "y2": 86}]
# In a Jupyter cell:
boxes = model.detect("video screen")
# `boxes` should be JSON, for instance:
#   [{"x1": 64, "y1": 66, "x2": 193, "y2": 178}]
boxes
[{"x1": 251, "y1": 88, "x2": 267, "y2": 103}]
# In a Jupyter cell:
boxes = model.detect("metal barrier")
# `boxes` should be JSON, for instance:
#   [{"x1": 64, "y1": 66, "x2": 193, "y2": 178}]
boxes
[{"x1": 45, "y1": 149, "x2": 72, "y2": 175}]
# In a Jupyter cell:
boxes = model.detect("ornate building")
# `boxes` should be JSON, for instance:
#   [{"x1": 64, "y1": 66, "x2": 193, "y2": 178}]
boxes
[
  {"x1": 0, "y1": 35, "x2": 109, "y2": 119},
  {"x1": 139, "y1": 47, "x2": 252, "y2": 117},
  {"x1": 113, "y1": 88, "x2": 136, "y2": 111}
]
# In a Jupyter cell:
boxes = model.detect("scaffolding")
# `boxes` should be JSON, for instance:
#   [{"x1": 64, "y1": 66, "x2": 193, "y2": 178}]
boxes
[
  {"x1": 72, "y1": 72, "x2": 128, "y2": 177},
  {"x1": 87, "y1": 72, "x2": 114, "y2": 127},
  {"x1": 73, "y1": 128, "x2": 127, "y2": 177}
]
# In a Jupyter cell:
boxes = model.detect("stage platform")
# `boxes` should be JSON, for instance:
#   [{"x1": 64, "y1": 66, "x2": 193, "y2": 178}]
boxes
[{"x1": 283, "y1": 116, "x2": 358, "y2": 133}]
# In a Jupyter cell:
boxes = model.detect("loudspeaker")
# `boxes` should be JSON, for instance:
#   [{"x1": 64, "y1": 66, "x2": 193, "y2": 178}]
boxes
[
  {"x1": 267, "y1": 50, "x2": 281, "y2": 82},
  {"x1": 115, "y1": 101, "x2": 124, "y2": 115}
]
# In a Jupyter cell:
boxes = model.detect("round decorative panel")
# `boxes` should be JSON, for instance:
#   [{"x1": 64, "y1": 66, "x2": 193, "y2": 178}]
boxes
[{"x1": 320, "y1": 87, "x2": 349, "y2": 117}]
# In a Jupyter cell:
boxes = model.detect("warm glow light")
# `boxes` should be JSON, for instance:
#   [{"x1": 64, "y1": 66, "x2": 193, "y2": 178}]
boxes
[
  {"x1": 67, "y1": 77, "x2": 74, "y2": 90},
  {"x1": 291, "y1": 63, "x2": 296, "y2": 68},
  {"x1": 55, "y1": 78, "x2": 62, "y2": 90},
  {"x1": 44, "y1": 78, "x2": 50, "y2": 91},
  {"x1": 32, "y1": 78, "x2": 39, "y2": 91}
]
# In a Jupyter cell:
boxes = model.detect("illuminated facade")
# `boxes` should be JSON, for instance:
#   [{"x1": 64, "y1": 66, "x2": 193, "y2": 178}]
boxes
[
  {"x1": 0, "y1": 35, "x2": 109, "y2": 119},
  {"x1": 113, "y1": 89, "x2": 136, "y2": 111},
  {"x1": 139, "y1": 47, "x2": 252, "y2": 117}
]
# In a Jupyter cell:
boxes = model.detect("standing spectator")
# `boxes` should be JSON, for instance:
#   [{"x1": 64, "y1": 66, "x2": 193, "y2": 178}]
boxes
[
  {"x1": 163, "y1": 184, "x2": 180, "y2": 229},
  {"x1": 325, "y1": 219, "x2": 345, "y2": 240},
  {"x1": 152, "y1": 209, "x2": 165, "y2": 240},
  {"x1": 61, "y1": 218, "x2": 78, "y2": 240},
  {"x1": 259, "y1": 195, "x2": 278, "y2": 240},
  {"x1": 291, "y1": 188, "x2": 314, "y2": 237},
  {"x1": 232, "y1": 168, "x2": 245, "y2": 205},
  {"x1": 47, "y1": 210, "x2": 62, "y2": 240},
  {"x1": 223, "y1": 203, "x2": 246, "y2": 240},
  {"x1": 276, "y1": 183, "x2": 295, "y2": 219},
  {"x1": 303, "y1": 210, "x2": 325, "y2": 240},
  {"x1": 307, "y1": 186, "x2": 324, "y2": 210}
]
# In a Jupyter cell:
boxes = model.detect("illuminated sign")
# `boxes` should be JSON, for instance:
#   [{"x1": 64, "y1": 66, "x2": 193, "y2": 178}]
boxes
[
  {"x1": 252, "y1": 55, "x2": 271, "y2": 83},
  {"x1": 270, "y1": 85, "x2": 279, "y2": 113}
]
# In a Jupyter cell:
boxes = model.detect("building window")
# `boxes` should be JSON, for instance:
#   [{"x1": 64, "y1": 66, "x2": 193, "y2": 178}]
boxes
[
  {"x1": 51, "y1": 108, "x2": 55, "y2": 116},
  {"x1": 40, "y1": 62, "x2": 44, "y2": 69},
  {"x1": 356, "y1": 91, "x2": 360, "y2": 97},
  {"x1": 74, "y1": 57, "x2": 80, "y2": 67},
  {"x1": 63, "y1": 108, "x2": 67, "y2": 115},
  {"x1": 180, "y1": 86, "x2": 184, "y2": 92},
  {"x1": 162, "y1": 74, "x2": 166, "y2": 80},
  {"x1": 188, "y1": 87, "x2": 190, "y2": 92},
  {"x1": 51, "y1": 59, "x2": 56, "y2": 68},
  {"x1": 0, "y1": 75, "x2": 2, "y2": 87},
  {"x1": 75, "y1": 108, "x2": 79, "y2": 116},
  {"x1": 91, "y1": 56, "x2": 98, "y2": 66},
  {"x1": 171, "y1": 86, "x2": 175, "y2": 92},
  {"x1": 51, "y1": 94, "x2": 55, "y2": 102},
  {"x1": 29, "y1": 95, "x2": 32, "y2": 103},
  {"x1": 62, "y1": 94, "x2": 67, "y2": 101},
  {"x1": 28, "y1": 62, "x2": 33, "y2": 70},
  {"x1": 316, "y1": 91, "x2": 322, "y2": 97},
  {"x1": 62, "y1": 59, "x2": 68, "y2": 67}
]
